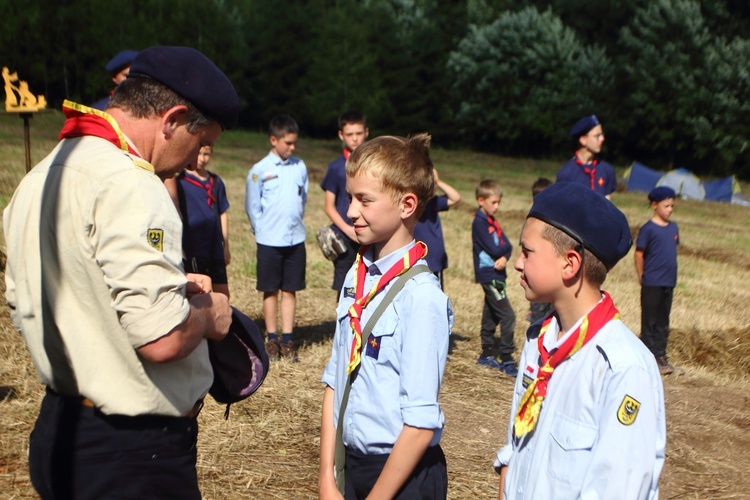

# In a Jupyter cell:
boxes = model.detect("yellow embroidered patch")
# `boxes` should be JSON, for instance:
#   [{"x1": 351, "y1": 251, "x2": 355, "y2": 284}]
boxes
[
  {"x1": 252, "y1": 173, "x2": 259, "y2": 182},
  {"x1": 617, "y1": 395, "x2": 640, "y2": 426},
  {"x1": 147, "y1": 229, "x2": 164, "y2": 252}
]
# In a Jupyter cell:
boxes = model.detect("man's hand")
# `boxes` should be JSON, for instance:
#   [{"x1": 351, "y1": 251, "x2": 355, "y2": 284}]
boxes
[
  {"x1": 186, "y1": 273, "x2": 213, "y2": 297},
  {"x1": 190, "y1": 292, "x2": 232, "y2": 341}
]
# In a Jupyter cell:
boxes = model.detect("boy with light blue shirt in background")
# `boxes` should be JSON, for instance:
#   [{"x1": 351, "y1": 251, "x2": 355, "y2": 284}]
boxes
[
  {"x1": 246, "y1": 115, "x2": 308, "y2": 361},
  {"x1": 472, "y1": 179, "x2": 517, "y2": 376},
  {"x1": 319, "y1": 133, "x2": 452, "y2": 499}
]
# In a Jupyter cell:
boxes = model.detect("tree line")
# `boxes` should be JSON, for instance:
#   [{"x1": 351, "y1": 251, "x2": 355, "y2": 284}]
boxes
[{"x1": 1, "y1": 0, "x2": 748, "y2": 178}]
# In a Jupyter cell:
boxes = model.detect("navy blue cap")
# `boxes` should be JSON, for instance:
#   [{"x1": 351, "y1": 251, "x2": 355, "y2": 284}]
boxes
[
  {"x1": 528, "y1": 182, "x2": 632, "y2": 270},
  {"x1": 105, "y1": 50, "x2": 139, "y2": 74},
  {"x1": 648, "y1": 186, "x2": 676, "y2": 202},
  {"x1": 128, "y1": 46, "x2": 239, "y2": 130},
  {"x1": 569, "y1": 115, "x2": 600, "y2": 137}
]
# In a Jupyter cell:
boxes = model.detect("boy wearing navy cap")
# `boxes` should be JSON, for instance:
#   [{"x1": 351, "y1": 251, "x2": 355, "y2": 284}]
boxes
[
  {"x1": 472, "y1": 180, "x2": 517, "y2": 375},
  {"x1": 246, "y1": 115, "x2": 308, "y2": 361},
  {"x1": 5, "y1": 46, "x2": 239, "y2": 498},
  {"x1": 494, "y1": 182, "x2": 665, "y2": 499},
  {"x1": 321, "y1": 111, "x2": 369, "y2": 295},
  {"x1": 91, "y1": 49, "x2": 139, "y2": 110},
  {"x1": 556, "y1": 115, "x2": 618, "y2": 199},
  {"x1": 319, "y1": 134, "x2": 452, "y2": 499},
  {"x1": 635, "y1": 186, "x2": 680, "y2": 375}
]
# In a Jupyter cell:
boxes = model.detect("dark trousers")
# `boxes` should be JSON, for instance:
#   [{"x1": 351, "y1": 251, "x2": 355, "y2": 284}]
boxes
[
  {"x1": 480, "y1": 282, "x2": 516, "y2": 359},
  {"x1": 640, "y1": 285, "x2": 674, "y2": 357},
  {"x1": 344, "y1": 445, "x2": 447, "y2": 500},
  {"x1": 30, "y1": 389, "x2": 201, "y2": 500}
]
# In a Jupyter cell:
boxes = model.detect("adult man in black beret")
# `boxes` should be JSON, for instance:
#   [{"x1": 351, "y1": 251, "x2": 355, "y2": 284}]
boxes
[
  {"x1": 556, "y1": 115, "x2": 618, "y2": 199},
  {"x1": 4, "y1": 46, "x2": 239, "y2": 498}
]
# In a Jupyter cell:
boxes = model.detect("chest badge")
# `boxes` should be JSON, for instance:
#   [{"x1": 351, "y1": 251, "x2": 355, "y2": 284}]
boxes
[
  {"x1": 147, "y1": 229, "x2": 164, "y2": 252},
  {"x1": 617, "y1": 395, "x2": 641, "y2": 426}
]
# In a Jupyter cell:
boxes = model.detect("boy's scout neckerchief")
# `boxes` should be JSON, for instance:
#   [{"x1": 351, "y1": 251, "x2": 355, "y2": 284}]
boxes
[
  {"x1": 574, "y1": 154, "x2": 600, "y2": 190},
  {"x1": 514, "y1": 291, "x2": 619, "y2": 438},
  {"x1": 59, "y1": 100, "x2": 140, "y2": 157},
  {"x1": 346, "y1": 241, "x2": 428, "y2": 374},
  {"x1": 487, "y1": 214, "x2": 503, "y2": 237},
  {"x1": 182, "y1": 173, "x2": 217, "y2": 209}
]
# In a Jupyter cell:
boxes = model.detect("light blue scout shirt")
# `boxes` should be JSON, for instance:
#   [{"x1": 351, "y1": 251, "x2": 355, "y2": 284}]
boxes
[
  {"x1": 321, "y1": 241, "x2": 453, "y2": 455},
  {"x1": 495, "y1": 299, "x2": 666, "y2": 499},
  {"x1": 245, "y1": 151, "x2": 308, "y2": 247}
]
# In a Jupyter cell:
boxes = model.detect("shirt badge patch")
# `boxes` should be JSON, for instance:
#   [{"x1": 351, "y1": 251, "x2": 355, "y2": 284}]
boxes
[
  {"x1": 251, "y1": 173, "x2": 259, "y2": 182},
  {"x1": 521, "y1": 364, "x2": 536, "y2": 388},
  {"x1": 343, "y1": 286, "x2": 356, "y2": 299},
  {"x1": 365, "y1": 333, "x2": 381, "y2": 360},
  {"x1": 598, "y1": 177, "x2": 605, "y2": 186},
  {"x1": 617, "y1": 395, "x2": 641, "y2": 426},
  {"x1": 147, "y1": 229, "x2": 164, "y2": 252}
]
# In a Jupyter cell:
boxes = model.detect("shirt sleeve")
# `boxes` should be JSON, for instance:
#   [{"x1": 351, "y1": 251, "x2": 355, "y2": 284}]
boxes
[
  {"x1": 301, "y1": 161, "x2": 309, "y2": 216},
  {"x1": 494, "y1": 336, "x2": 532, "y2": 471},
  {"x1": 214, "y1": 174, "x2": 230, "y2": 214},
  {"x1": 579, "y1": 365, "x2": 665, "y2": 499},
  {"x1": 435, "y1": 195, "x2": 449, "y2": 212},
  {"x1": 398, "y1": 281, "x2": 451, "y2": 430},
  {"x1": 635, "y1": 223, "x2": 651, "y2": 250},
  {"x1": 245, "y1": 166, "x2": 261, "y2": 233}
]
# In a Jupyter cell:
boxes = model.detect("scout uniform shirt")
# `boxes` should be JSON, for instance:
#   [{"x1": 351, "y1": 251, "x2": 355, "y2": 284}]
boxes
[
  {"x1": 494, "y1": 301, "x2": 666, "y2": 499},
  {"x1": 321, "y1": 242, "x2": 453, "y2": 454},
  {"x1": 4, "y1": 129, "x2": 209, "y2": 417},
  {"x1": 245, "y1": 151, "x2": 308, "y2": 247}
]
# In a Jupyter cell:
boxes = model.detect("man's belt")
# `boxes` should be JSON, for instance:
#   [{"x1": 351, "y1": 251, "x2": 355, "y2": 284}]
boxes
[{"x1": 80, "y1": 397, "x2": 204, "y2": 418}]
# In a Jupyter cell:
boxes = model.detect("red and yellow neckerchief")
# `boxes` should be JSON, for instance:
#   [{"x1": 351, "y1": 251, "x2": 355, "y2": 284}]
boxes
[
  {"x1": 514, "y1": 292, "x2": 619, "y2": 437},
  {"x1": 346, "y1": 242, "x2": 428, "y2": 374}
]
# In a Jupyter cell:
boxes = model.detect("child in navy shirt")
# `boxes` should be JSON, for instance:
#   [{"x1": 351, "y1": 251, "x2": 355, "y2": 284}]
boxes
[
  {"x1": 635, "y1": 186, "x2": 680, "y2": 375},
  {"x1": 413, "y1": 168, "x2": 461, "y2": 290},
  {"x1": 471, "y1": 179, "x2": 517, "y2": 376},
  {"x1": 321, "y1": 111, "x2": 369, "y2": 295}
]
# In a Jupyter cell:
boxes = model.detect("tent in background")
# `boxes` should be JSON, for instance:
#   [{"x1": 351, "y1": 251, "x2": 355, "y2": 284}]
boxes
[{"x1": 623, "y1": 163, "x2": 749, "y2": 206}]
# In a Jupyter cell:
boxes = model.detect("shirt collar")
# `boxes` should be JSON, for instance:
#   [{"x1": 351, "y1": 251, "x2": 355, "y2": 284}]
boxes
[
  {"x1": 543, "y1": 295, "x2": 605, "y2": 351},
  {"x1": 362, "y1": 241, "x2": 416, "y2": 276},
  {"x1": 268, "y1": 151, "x2": 295, "y2": 166}
]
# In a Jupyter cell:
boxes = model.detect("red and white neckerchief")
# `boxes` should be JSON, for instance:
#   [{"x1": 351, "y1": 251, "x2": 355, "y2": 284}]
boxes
[
  {"x1": 574, "y1": 154, "x2": 599, "y2": 190},
  {"x1": 59, "y1": 100, "x2": 141, "y2": 158},
  {"x1": 182, "y1": 173, "x2": 216, "y2": 209},
  {"x1": 346, "y1": 242, "x2": 428, "y2": 374},
  {"x1": 514, "y1": 292, "x2": 619, "y2": 437}
]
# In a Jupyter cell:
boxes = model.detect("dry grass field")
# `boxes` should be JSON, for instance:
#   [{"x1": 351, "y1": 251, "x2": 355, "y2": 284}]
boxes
[{"x1": 1, "y1": 112, "x2": 749, "y2": 499}]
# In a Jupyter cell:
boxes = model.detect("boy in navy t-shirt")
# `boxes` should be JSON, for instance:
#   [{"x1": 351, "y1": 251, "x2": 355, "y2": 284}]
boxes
[
  {"x1": 321, "y1": 111, "x2": 369, "y2": 295},
  {"x1": 413, "y1": 168, "x2": 461, "y2": 290},
  {"x1": 635, "y1": 186, "x2": 680, "y2": 375},
  {"x1": 471, "y1": 179, "x2": 517, "y2": 376}
]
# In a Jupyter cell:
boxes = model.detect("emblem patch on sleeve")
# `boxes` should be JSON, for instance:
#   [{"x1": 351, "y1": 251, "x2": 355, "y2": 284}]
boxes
[
  {"x1": 617, "y1": 395, "x2": 641, "y2": 426},
  {"x1": 252, "y1": 173, "x2": 259, "y2": 182},
  {"x1": 147, "y1": 229, "x2": 164, "y2": 252}
]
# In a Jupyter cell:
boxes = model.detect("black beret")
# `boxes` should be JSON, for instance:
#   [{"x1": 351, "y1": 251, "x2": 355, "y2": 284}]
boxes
[
  {"x1": 528, "y1": 182, "x2": 632, "y2": 270},
  {"x1": 569, "y1": 115, "x2": 600, "y2": 137},
  {"x1": 648, "y1": 186, "x2": 676, "y2": 202},
  {"x1": 129, "y1": 46, "x2": 239, "y2": 130},
  {"x1": 105, "y1": 50, "x2": 139, "y2": 74}
]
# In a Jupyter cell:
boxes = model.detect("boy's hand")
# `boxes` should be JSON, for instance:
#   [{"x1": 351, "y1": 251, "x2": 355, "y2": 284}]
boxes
[
  {"x1": 318, "y1": 475, "x2": 344, "y2": 500},
  {"x1": 494, "y1": 256, "x2": 507, "y2": 271}
]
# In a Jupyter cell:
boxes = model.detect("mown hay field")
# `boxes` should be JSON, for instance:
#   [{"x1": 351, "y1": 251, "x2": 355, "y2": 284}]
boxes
[{"x1": 1, "y1": 112, "x2": 749, "y2": 498}]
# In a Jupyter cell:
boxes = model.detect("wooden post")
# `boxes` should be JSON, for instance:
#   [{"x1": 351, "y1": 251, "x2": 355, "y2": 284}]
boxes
[{"x1": 21, "y1": 112, "x2": 32, "y2": 172}]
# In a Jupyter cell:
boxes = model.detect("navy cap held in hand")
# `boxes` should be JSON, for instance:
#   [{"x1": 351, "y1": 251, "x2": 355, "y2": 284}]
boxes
[
  {"x1": 569, "y1": 115, "x2": 600, "y2": 137},
  {"x1": 648, "y1": 186, "x2": 676, "y2": 203},
  {"x1": 527, "y1": 182, "x2": 632, "y2": 270},
  {"x1": 105, "y1": 50, "x2": 139, "y2": 74},
  {"x1": 128, "y1": 46, "x2": 240, "y2": 130}
]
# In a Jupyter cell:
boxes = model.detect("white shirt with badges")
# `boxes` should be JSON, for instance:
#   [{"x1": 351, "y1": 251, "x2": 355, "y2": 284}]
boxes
[{"x1": 495, "y1": 303, "x2": 666, "y2": 499}]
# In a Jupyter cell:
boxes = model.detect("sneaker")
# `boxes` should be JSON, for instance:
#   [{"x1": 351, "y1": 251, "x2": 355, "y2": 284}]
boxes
[
  {"x1": 497, "y1": 360, "x2": 519, "y2": 377},
  {"x1": 656, "y1": 356, "x2": 675, "y2": 375},
  {"x1": 266, "y1": 338, "x2": 280, "y2": 361},
  {"x1": 280, "y1": 340, "x2": 299, "y2": 363}
]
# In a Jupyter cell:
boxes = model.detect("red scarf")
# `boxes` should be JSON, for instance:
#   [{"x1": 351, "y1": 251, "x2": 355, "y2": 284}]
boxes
[
  {"x1": 514, "y1": 292, "x2": 619, "y2": 437},
  {"x1": 182, "y1": 173, "x2": 216, "y2": 209},
  {"x1": 59, "y1": 100, "x2": 140, "y2": 157},
  {"x1": 575, "y1": 154, "x2": 599, "y2": 190},
  {"x1": 346, "y1": 242, "x2": 428, "y2": 374},
  {"x1": 343, "y1": 149, "x2": 351, "y2": 160},
  {"x1": 487, "y1": 214, "x2": 503, "y2": 237}
]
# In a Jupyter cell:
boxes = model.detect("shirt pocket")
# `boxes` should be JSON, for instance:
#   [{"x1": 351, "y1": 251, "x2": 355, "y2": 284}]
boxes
[
  {"x1": 547, "y1": 412, "x2": 598, "y2": 487},
  {"x1": 336, "y1": 303, "x2": 351, "y2": 348},
  {"x1": 364, "y1": 309, "x2": 398, "y2": 365},
  {"x1": 260, "y1": 176, "x2": 280, "y2": 198}
]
